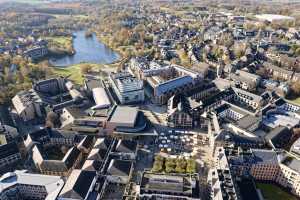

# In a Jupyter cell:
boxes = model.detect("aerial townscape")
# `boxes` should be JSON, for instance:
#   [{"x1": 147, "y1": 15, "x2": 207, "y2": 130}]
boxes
[{"x1": 3, "y1": 0, "x2": 300, "y2": 200}]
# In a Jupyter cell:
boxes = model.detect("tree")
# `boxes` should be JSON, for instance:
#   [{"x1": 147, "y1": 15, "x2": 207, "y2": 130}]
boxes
[
  {"x1": 243, "y1": 22, "x2": 256, "y2": 30},
  {"x1": 165, "y1": 158, "x2": 176, "y2": 173},
  {"x1": 256, "y1": 67, "x2": 268, "y2": 78},
  {"x1": 61, "y1": 146, "x2": 69, "y2": 154},
  {"x1": 152, "y1": 160, "x2": 164, "y2": 172},
  {"x1": 186, "y1": 159, "x2": 197, "y2": 173},
  {"x1": 152, "y1": 155, "x2": 165, "y2": 172},
  {"x1": 45, "y1": 111, "x2": 59, "y2": 128},
  {"x1": 175, "y1": 158, "x2": 187, "y2": 173},
  {"x1": 45, "y1": 120, "x2": 54, "y2": 128},
  {"x1": 170, "y1": 57, "x2": 180, "y2": 65},
  {"x1": 80, "y1": 64, "x2": 93, "y2": 74},
  {"x1": 219, "y1": 33, "x2": 234, "y2": 47},
  {"x1": 234, "y1": 43, "x2": 248, "y2": 58},
  {"x1": 118, "y1": 28, "x2": 131, "y2": 45},
  {"x1": 290, "y1": 82, "x2": 300, "y2": 97},
  {"x1": 16, "y1": 71, "x2": 24, "y2": 84},
  {"x1": 295, "y1": 48, "x2": 300, "y2": 56}
]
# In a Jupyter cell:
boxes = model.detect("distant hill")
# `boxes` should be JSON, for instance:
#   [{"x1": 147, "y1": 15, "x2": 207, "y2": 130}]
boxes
[{"x1": 0, "y1": 0, "x2": 47, "y2": 4}]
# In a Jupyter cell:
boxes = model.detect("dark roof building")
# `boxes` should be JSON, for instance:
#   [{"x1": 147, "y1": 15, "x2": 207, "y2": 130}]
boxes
[
  {"x1": 82, "y1": 160, "x2": 102, "y2": 171},
  {"x1": 115, "y1": 140, "x2": 137, "y2": 154},
  {"x1": 107, "y1": 159, "x2": 132, "y2": 177},
  {"x1": 265, "y1": 126, "x2": 291, "y2": 149},
  {"x1": 167, "y1": 94, "x2": 194, "y2": 128},
  {"x1": 106, "y1": 106, "x2": 148, "y2": 136},
  {"x1": 0, "y1": 142, "x2": 21, "y2": 173},
  {"x1": 106, "y1": 159, "x2": 132, "y2": 184},
  {"x1": 139, "y1": 172, "x2": 200, "y2": 200},
  {"x1": 58, "y1": 169, "x2": 96, "y2": 200},
  {"x1": 93, "y1": 137, "x2": 112, "y2": 150}
]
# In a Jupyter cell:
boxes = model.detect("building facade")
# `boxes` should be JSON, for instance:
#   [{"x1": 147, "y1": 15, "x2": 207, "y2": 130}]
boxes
[
  {"x1": 0, "y1": 170, "x2": 64, "y2": 200},
  {"x1": 109, "y1": 72, "x2": 144, "y2": 104},
  {"x1": 0, "y1": 142, "x2": 21, "y2": 172}
]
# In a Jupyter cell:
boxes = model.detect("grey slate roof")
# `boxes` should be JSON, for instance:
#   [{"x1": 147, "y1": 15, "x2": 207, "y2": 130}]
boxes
[
  {"x1": 237, "y1": 115, "x2": 260, "y2": 130},
  {"x1": 116, "y1": 140, "x2": 137, "y2": 153},
  {"x1": 0, "y1": 142, "x2": 20, "y2": 159},
  {"x1": 109, "y1": 106, "x2": 138, "y2": 126},
  {"x1": 252, "y1": 149, "x2": 278, "y2": 164},
  {"x1": 59, "y1": 169, "x2": 96, "y2": 200},
  {"x1": 107, "y1": 159, "x2": 132, "y2": 177}
]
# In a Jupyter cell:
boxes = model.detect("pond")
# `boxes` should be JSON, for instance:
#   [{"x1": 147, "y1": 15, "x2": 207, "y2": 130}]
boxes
[{"x1": 49, "y1": 30, "x2": 120, "y2": 66}]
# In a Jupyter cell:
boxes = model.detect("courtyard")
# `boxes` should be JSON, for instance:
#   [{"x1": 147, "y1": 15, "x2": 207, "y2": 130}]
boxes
[{"x1": 256, "y1": 183, "x2": 297, "y2": 200}]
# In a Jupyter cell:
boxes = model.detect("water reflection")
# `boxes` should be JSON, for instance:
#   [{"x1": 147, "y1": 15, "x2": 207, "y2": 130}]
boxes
[{"x1": 50, "y1": 30, "x2": 120, "y2": 67}]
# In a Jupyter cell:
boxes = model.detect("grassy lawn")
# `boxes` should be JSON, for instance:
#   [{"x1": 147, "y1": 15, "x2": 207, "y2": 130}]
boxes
[
  {"x1": 45, "y1": 36, "x2": 72, "y2": 47},
  {"x1": 177, "y1": 49, "x2": 192, "y2": 67},
  {"x1": 52, "y1": 63, "x2": 103, "y2": 85},
  {"x1": 287, "y1": 97, "x2": 300, "y2": 106},
  {"x1": 256, "y1": 183, "x2": 297, "y2": 200},
  {"x1": 51, "y1": 14, "x2": 89, "y2": 20},
  {"x1": 44, "y1": 146, "x2": 66, "y2": 160}
]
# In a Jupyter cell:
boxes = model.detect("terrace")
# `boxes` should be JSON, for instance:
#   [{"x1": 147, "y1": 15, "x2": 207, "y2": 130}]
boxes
[{"x1": 43, "y1": 145, "x2": 69, "y2": 160}]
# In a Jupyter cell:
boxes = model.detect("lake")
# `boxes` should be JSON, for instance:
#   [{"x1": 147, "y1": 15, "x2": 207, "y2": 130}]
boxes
[{"x1": 50, "y1": 31, "x2": 120, "y2": 67}]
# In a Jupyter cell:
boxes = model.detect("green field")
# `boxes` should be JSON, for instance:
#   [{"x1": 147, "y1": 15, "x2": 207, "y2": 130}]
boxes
[
  {"x1": 52, "y1": 63, "x2": 102, "y2": 85},
  {"x1": 52, "y1": 14, "x2": 89, "y2": 20},
  {"x1": 288, "y1": 97, "x2": 300, "y2": 106},
  {"x1": 45, "y1": 36, "x2": 72, "y2": 47},
  {"x1": 256, "y1": 183, "x2": 297, "y2": 200}
]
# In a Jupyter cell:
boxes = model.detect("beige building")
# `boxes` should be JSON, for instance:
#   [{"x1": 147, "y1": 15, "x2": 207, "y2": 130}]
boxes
[
  {"x1": 277, "y1": 153, "x2": 300, "y2": 196},
  {"x1": 249, "y1": 149, "x2": 280, "y2": 181},
  {"x1": 12, "y1": 89, "x2": 45, "y2": 121},
  {"x1": 167, "y1": 95, "x2": 193, "y2": 128},
  {"x1": 32, "y1": 145, "x2": 82, "y2": 176},
  {"x1": 232, "y1": 148, "x2": 300, "y2": 198},
  {"x1": 25, "y1": 128, "x2": 91, "y2": 176},
  {"x1": 209, "y1": 147, "x2": 239, "y2": 200},
  {"x1": 230, "y1": 70, "x2": 261, "y2": 91}
]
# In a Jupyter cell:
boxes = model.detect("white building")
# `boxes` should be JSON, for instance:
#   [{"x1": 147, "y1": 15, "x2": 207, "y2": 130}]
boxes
[
  {"x1": 109, "y1": 72, "x2": 144, "y2": 104},
  {"x1": 12, "y1": 89, "x2": 45, "y2": 121},
  {"x1": 0, "y1": 170, "x2": 64, "y2": 200},
  {"x1": 208, "y1": 147, "x2": 239, "y2": 200},
  {"x1": 255, "y1": 14, "x2": 295, "y2": 23},
  {"x1": 277, "y1": 154, "x2": 300, "y2": 196},
  {"x1": 91, "y1": 87, "x2": 111, "y2": 109}
]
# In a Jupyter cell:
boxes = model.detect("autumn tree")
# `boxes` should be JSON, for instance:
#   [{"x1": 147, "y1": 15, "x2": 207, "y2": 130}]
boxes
[
  {"x1": 45, "y1": 111, "x2": 60, "y2": 128},
  {"x1": 234, "y1": 43, "x2": 248, "y2": 58},
  {"x1": 291, "y1": 82, "x2": 300, "y2": 97},
  {"x1": 175, "y1": 158, "x2": 187, "y2": 173},
  {"x1": 80, "y1": 64, "x2": 93, "y2": 74}
]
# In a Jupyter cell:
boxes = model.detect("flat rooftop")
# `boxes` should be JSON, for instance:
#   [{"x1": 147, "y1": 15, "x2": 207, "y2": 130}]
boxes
[
  {"x1": 282, "y1": 156, "x2": 300, "y2": 173},
  {"x1": 255, "y1": 14, "x2": 294, "y2": 22},
  {"x1": 140, "y1": 172, "x2": 199, "y2": 198},
  {"x1": 109, "y1": 106, "x2": 138, "y2": 127},
  {"x1": 263, "y1": 114, "x2": 299, "y2": 129},
  {"x1": 0, "y1": 170, "x2": 64, "y2": 199},
  {"x1": 252, "y1": 149, "x2": 278, "y2": 164},
  {"x1": 291, "y1": 138, "x2": 300, "y2": 155}
]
